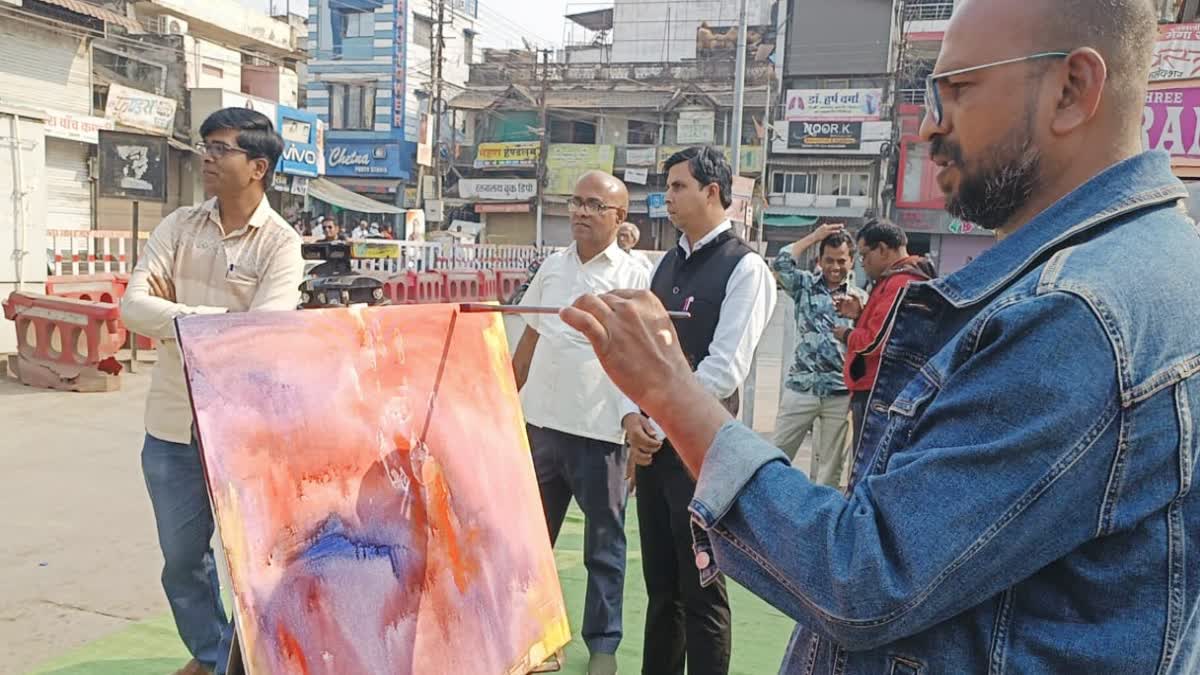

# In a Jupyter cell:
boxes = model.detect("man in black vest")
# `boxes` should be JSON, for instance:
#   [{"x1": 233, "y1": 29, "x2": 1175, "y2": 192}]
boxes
[{"x1": 620, "y1": 146, "x2": 777, "y2": 675}]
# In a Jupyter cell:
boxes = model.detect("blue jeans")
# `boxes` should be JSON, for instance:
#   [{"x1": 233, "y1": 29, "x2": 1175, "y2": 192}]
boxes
[
  {"x1": 141, "y1": 433, "x2": 232, "y2": 673},
  {"x1": 527, "y1": 424, "x2": 628, "y2": 655}
]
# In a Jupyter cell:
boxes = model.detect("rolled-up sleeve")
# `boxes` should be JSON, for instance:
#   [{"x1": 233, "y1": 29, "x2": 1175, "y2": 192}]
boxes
[{"x1": 686, "y1": 292, "x2": 1123, "y2": 650}]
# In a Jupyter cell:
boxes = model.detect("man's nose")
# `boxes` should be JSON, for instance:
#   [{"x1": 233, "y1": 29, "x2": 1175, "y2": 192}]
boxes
[{"x1": 919, "y1": 102, "x2": 949, "y2": 143}]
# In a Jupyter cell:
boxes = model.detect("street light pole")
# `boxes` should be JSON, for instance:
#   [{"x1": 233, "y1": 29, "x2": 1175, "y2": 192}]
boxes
[{"x1": 729, "y1": 0, "x2": 750, "y2": 177}]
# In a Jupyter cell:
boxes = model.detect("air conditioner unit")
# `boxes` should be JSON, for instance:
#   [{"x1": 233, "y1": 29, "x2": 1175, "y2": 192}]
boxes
[{"x1": 147, "y1": 15, "x2": 188, "y2": 35}]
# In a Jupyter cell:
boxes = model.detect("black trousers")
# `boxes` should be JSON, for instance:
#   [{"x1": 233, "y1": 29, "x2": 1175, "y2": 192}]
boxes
[
  {"x1": 850, "y1": 390, "x2": 871, "y2": 455},
  {"x1": 636, "y1": 441, "x2": 731, "y2": 675}
]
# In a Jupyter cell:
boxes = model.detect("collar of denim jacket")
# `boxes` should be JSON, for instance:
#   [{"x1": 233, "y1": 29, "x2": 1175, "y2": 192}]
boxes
[{"x1": 928, "y1": 150, "x2": 1187, "y2": 309}]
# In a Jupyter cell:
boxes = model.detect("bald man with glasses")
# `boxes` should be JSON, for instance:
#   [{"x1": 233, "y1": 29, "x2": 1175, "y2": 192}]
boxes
[{"x1": 511, "y1": 171, "x2": 650, "y2": 675}]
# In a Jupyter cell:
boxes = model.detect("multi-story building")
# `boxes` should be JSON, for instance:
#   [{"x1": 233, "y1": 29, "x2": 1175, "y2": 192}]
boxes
[
  {"x1": 765, "y1": 0, "x2": 898, "y2": 256},
  {"x1": 448, "y1": 48, "x2": 771, "y2": 247},
  {"x1": 0, "y1": 0, "x2": 146, "y2": 335},
  {"x1": 303, "y1": 0, "x2": 479, "y2": 215},
  {"x1": 448, "y1": 0, "x2": 776, "y2": 248}
]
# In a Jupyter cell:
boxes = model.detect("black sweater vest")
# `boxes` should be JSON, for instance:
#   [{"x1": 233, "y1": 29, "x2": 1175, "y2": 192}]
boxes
[{"x1": 651, "y1": 230, "x2": 754, "y2": 412}]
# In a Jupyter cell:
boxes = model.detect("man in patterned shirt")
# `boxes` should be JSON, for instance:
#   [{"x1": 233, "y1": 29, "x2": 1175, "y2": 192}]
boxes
[{"x1": 771, "y1": 223, "x2": 868, "y2": 487}]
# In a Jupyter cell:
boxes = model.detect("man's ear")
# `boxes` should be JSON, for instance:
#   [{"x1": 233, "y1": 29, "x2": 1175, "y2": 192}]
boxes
[{"x1": 1051, "y1": 47, "x2": 1107, "y2": 137}]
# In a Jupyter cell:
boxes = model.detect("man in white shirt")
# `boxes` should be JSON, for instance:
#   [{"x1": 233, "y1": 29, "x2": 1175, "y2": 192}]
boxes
[
  {"x1": 617, "y1": 222, "x2": 654, "y2": 272},
  {"x1": 351, "y1": 219, "x2": 371, "y2": 240},
  {"x1": 511, "y1": 171, "x2": 650, "y2": 675},
  {"x1": 620, "y1": 146, "x2": 776, "y2": 675},
  {"x1": 121, "y1": 108, "x2": 304, "y2": 675}
]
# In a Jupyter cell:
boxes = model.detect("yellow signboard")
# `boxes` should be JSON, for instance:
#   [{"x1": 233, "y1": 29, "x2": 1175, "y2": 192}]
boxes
[
  {"x1": 656, "y1": 145, "x2": 765, "y2": 173},
  {"x1": 474, "y1": 142, "x2": 540, "y2": 169},
  {"x1": 546, "y1": 144, "x2": 616, "y2": 195},
  {"x1": 352, "y1": 242, "x2": 399, "y2": 259}
]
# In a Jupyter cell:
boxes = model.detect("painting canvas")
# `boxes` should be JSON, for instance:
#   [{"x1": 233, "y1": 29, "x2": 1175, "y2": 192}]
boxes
[{"x1": 175, "y1": 304, "x2": 570, "y2": 674}]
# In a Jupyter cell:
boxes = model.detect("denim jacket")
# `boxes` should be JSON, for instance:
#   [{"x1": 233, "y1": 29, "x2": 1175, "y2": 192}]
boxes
[{"x1": 688, "y1": 151, "x2": 1200, "y2": 674}]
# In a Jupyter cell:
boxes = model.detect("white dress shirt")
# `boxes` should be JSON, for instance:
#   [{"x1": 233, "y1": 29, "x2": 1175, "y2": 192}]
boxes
[
  {"x1": 629, "y1": 249, "x2": 654, "y2": 273},
  {"x1": 520, "y1": 240, "x2": 651, "y2": 444},
  {"x1": 620, "y1": 221, "x2": 778, "y2": 430}
]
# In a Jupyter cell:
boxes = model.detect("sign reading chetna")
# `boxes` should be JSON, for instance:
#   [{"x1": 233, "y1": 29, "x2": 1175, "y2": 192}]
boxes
[{"x1": 785, "y1": 88, "x2": 883, "y2": 122}]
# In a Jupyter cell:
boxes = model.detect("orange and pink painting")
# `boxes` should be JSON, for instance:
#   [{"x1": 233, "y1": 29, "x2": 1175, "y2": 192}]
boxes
[{"x1": 175, "y1": 304, "x2": 570, "y2": 675}]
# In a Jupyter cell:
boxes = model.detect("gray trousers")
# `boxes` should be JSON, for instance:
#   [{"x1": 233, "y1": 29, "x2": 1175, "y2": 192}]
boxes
[{"x1": 773, "y1": 388, "x2": 852, "y2": 488}]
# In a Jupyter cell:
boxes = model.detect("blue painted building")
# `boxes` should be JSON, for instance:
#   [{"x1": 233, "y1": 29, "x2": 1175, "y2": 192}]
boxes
[{"x1": 305, "y1": 0, "x2": 479, "y2": 206}]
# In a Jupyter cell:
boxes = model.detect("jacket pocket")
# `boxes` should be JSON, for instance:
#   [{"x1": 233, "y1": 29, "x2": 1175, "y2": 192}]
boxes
[
  {"x1": 887, "y1": 369, "x2": 939, "y2": 419},
  {"x1": 888, "y1": 655, "x2": 924, "y2": 675}
]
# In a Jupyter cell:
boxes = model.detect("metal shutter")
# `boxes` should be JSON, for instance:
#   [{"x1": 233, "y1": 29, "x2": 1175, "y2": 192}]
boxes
[{"x1": 45, "y1": 139, "x2": 92, "y2": 230}]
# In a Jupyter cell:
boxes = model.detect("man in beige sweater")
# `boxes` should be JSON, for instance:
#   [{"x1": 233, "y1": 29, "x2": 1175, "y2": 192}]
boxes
[{"x1": 121, "y1": 108, "x2": 303, "y2": 675}]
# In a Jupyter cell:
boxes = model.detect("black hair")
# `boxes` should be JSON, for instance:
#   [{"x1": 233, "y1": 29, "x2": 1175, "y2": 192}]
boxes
[
  {"x1": 856, "y1": 219, "x2": 907, "y2": 251},
  {"x1": 663, "y1": 146, "x2": 733, "y2": 209},
  {"x1": 199, "y1": 107, "x2": 284, "y2": 188},
  {"x1": 819, "y1": 230, "x2": 856, "y2": 257}
]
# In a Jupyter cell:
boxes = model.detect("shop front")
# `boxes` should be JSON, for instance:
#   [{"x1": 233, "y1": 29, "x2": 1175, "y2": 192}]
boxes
[
  {"x1": 273, "y1": 105, "x2": 321, "y2": 226},
  {"x1": 318, "y1": 139, "x2": 411, "y2": 233}
]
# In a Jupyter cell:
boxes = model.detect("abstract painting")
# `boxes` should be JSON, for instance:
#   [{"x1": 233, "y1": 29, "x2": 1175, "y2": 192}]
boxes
[{"x1": 175, "y1": 304, "x2": 570, "y2": 675}]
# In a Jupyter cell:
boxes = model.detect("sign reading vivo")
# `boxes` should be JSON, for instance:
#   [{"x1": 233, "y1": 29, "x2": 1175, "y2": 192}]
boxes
[
  {"x1": 324, "y1": 140, "x2": 406, "y2": 178},
  {"x1": 276, "y1": 106, "x2": 321, "y2": 178}
]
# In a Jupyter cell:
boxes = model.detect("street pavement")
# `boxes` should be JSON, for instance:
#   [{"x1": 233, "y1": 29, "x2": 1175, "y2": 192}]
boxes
[{"x1": 0, "y1": 298, "x2": 806, "y2": 672}]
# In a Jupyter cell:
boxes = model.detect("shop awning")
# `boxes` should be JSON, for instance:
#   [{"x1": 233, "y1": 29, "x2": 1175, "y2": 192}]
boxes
[
  {"x1": 763, "y1": 214, "x2": 819, "y2": 227},
  {"x1": 308, "y1": 177, "x2": 405, "y2": 214},
  {"x1": 39, "y1": 0, "x2": 145, "y2": 33}
]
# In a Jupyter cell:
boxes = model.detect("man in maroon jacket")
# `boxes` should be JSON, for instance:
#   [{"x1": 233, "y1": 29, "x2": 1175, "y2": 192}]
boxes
[{"x1": 833, "y1": 220, "x2": 936, "y2": 451}]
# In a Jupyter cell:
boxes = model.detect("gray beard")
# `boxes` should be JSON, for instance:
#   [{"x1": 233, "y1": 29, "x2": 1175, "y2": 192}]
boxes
[{"x1": 945, "y1": 138, "x2": 1042, "y2": 231}]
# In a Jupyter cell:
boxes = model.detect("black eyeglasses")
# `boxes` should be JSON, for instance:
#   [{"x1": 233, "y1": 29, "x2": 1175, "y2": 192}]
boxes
[
  {"x1": 195, "y1": 141, "x2": 251, "y2": 159},
  {"x1": 925, "y1": 51, "x2": 1070, "y2": 126},
  {"x1": 567, "y1": 197, "x2": 621, "y2": 216}
]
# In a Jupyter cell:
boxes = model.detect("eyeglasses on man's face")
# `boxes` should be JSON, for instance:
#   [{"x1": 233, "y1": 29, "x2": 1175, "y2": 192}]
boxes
[
  {"x1": 568, "y1": 197, "x2": 621, "y2": 216},
  {"x1": 195, "y1": 141, "x2": 251, "y2": 160},
  {"x1": 924, "y1": 51, "x2": 1071, "y2": 126}
]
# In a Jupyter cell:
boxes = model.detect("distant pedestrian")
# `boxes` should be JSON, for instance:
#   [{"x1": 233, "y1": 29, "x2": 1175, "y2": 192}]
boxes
[
  {"x1": 833, "y1": 220, "x2": 935, "y2": 450},
  {"x1": 511, "y1": 171, "x2": 649, "y2": 675},
  {"x1": 351, "y1": 219, "x2": 371, "y2": 240},
  {"x1": 319, "y1": 217, "x2": 345, "y2": 242},
  {"x1": 771, "y1": 222, "x2": 868, "y2": 486},
  {"x1": 121, "y1": 107, "x2": 303, "y2": 675},
  {"x1": 617, "y1": 222, "x2": 653, "y2": 271}
]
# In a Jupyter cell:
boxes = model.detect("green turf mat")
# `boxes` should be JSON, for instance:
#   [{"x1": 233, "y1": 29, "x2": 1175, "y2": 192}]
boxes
[{"x1": 30, "y1": 502, "x2": 793, "y2": 675}]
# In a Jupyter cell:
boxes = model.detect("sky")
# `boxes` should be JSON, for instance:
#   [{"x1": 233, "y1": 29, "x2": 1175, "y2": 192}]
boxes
[{"x1": 238, "y1": 0, "x2": 581, "y2": 49}]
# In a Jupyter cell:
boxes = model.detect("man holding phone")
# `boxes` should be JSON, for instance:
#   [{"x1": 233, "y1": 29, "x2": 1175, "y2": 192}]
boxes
[{"x1": 771, "y1": 223, "x2": 868, "y2": 486}]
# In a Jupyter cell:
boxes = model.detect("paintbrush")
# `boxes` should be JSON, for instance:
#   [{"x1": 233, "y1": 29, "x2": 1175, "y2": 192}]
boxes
[{"x1": 459, "y1": 303, "x2": 692, "y2": 320}]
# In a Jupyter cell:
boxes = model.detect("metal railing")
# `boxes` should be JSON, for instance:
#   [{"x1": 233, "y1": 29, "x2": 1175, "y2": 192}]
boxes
[
  {"x1": 899, "y1": 88, "x2": 926, "y2": 105},
  {"x1": 904, "y1": 1, "x2": 954, "y2": 22},
  {"x1": 46, "y1": 229, "x2": 149, "y2": 276},
  {"x1": 345, "y1": 241, "x2": 555, "y2": 275},
  {"x1": 46, "y1": 230, "x2": 559, "y2": 278}
]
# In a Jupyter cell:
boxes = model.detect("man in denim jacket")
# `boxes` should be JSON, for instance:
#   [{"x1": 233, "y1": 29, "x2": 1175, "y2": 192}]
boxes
[{"x1": 561, "y1": 0, "x2": 1200, "y2": 672}]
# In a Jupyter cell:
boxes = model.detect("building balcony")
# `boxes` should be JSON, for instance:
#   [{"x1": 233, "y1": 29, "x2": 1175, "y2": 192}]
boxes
[
  {"x1": 769, "y1": 193, "x2": 871, "y2": 210},
  {"x1": 903, "y1": 1, "x2": 954, "y2": 39},
  {"x1": 135, "y1": 0, "x2": 300, "y2": 58}
]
